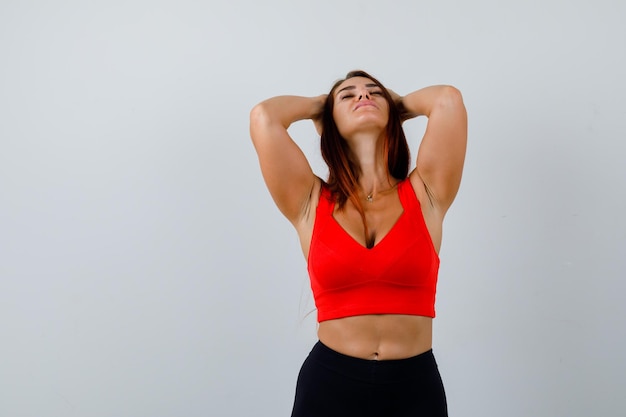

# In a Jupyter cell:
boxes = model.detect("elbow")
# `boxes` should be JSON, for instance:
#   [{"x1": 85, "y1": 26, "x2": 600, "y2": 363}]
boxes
[
  {"x1": 250, "y1": 102, "x2": 270, "y2": 128},
  {"x1": 249, "y1": 102, "x2": 272, "y2": 141},
  {"x1": 436, "y1": 86, "x2": 464, "y2": 109}
]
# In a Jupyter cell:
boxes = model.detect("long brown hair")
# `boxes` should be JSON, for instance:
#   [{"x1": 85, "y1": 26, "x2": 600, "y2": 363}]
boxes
[{"x1": 320, "y1": 70, "x2": 410, "y2": 246}]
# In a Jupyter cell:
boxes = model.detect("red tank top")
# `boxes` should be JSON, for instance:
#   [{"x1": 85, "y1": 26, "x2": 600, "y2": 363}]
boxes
[{"x1": 307, "y1": 178, "x2": 440, "y2": 322}]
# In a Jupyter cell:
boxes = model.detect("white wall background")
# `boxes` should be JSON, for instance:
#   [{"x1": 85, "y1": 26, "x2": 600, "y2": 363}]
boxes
[{"x1": 1, "y1": 1, "x2": 625, "y2": 416}]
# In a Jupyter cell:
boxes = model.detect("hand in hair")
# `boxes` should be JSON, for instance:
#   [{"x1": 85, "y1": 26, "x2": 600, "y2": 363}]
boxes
[
  {"x1": 312, "y1": 94, "x2": 327, "y2": 136},
  {"x1": 387, "y1": 89, "x2": 418, "y2": 123}
]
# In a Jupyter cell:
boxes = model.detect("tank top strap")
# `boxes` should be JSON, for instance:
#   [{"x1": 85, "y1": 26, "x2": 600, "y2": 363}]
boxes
[
  {"x1": 317, "y1": 183, "x2": 336, "y2": 216},
  {"x1": 397, "y1": 177, "x2": 421, "y2": 211}
]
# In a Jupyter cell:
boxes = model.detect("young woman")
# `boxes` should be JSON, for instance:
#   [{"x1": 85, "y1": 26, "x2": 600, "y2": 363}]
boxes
[{"x1": 250, "y1": 70, "x2": 467, "y2": 417}]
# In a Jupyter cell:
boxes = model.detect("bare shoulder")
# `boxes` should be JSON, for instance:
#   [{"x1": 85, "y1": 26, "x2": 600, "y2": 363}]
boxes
[
  {"x1": 408, "y1": 171, "x2": 435, "y2": 213},
  {"x1": 408, "y1": 170, "x2": 444, "y2": 252},
  {"x1": 303, "y1": 176, "x2": 324, "y2": 223},
  {"x1": 294, "y1": 176, "x2": 324, "y2": 259}
]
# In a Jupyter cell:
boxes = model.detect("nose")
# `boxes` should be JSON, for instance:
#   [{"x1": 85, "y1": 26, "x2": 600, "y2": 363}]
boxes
[{"x1": 358, "y1": 89, "x2": 370, "y2": 100}]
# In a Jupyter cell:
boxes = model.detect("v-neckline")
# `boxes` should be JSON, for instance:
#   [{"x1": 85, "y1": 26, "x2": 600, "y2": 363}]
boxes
[
  {"x1": 330, "y1": 202, "x2": 406, "y2": 251},
  {"x1": 332, "y1": 207, "x2": 406, "y2": 251}
]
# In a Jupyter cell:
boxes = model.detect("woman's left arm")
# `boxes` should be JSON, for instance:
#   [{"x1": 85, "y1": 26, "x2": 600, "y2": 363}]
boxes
[{"x1": 398, "y1": 86, "x2": 467, "y2": 213}]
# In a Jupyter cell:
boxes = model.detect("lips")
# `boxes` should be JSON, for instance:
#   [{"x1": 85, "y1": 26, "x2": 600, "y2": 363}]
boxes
[{"x1": 354, "y1": 100, "x2": 377, "y2": 111}]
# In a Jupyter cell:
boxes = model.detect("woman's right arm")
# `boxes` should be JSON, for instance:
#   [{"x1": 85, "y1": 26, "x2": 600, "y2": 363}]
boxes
[{"x1": 249, "y1": 95, "x2": 325, "y2": 224}]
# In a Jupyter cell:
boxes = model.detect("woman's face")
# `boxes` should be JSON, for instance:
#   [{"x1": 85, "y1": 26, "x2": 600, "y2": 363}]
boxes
[{"x1": 332, "y1": 76, "x2": 389, "y2": 139}]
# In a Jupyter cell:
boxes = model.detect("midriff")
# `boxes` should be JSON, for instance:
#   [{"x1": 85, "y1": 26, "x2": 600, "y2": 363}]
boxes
[{"x1": 317, "y1": 314, "x2": 433, "y2": 360}]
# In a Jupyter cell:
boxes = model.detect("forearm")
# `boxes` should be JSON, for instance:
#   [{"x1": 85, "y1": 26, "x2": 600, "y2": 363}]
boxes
[
  {"x1": 399, "y1": 85, "x2": 463, "y2": 119},
  {"x1": 252, "y1": 95, "x2": 325, "y2": 129}
]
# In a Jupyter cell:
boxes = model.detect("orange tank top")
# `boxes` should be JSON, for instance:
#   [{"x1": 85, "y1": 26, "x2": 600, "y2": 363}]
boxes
[{"x1": 307, "y1": 178, "x2": 440, "y2": 322}]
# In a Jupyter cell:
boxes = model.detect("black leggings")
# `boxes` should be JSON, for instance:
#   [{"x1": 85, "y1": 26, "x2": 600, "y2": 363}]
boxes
[{"x1": 291, "y1": 341, "x2": 448, "y2": 417}]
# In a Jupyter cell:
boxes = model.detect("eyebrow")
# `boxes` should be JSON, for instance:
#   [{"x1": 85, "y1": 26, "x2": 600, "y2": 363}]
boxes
[{"x1": 337, "y1": 83, "x2": 380, "y2": 94}]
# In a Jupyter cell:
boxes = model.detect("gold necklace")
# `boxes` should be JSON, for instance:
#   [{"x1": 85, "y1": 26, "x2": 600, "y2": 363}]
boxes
[{"x1": 364, "y1": 182, "x2": 399, "y2": 203}]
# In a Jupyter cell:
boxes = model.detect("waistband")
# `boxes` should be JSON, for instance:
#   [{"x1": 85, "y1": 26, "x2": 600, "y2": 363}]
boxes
[{"x1": 308, "y1": 341, "x2": 438, "y2": 383}]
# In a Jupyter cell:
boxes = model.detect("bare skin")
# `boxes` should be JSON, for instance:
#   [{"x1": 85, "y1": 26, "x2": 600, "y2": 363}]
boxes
[{"x1": 250, "y1": 76, "x2": 467, "y2": 360}]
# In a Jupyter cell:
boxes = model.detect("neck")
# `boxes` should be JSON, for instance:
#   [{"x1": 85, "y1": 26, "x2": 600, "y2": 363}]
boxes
[{"x1": 347, "y1": 132, "x2": 392, "y2": 195}]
